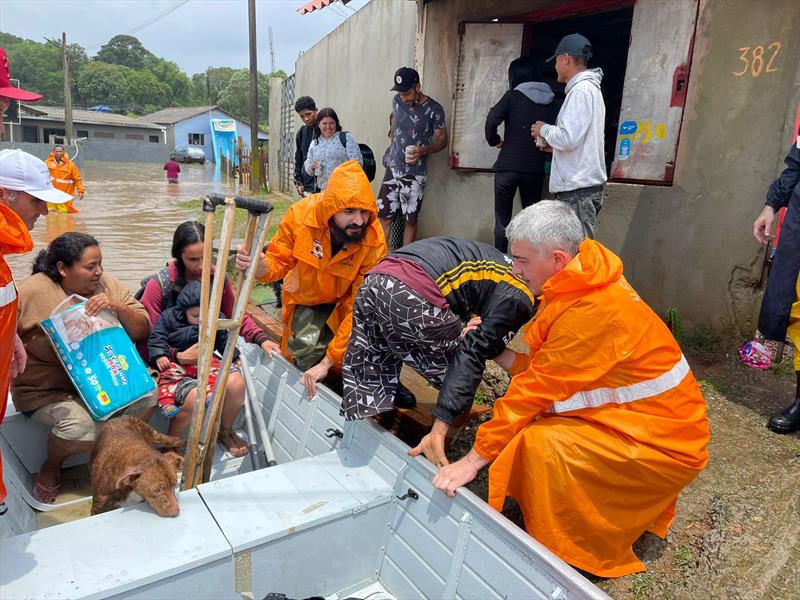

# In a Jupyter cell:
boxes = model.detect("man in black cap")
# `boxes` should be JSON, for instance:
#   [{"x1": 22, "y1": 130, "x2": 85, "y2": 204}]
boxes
[
  {"x1": 377, "y1": 67, "x2": 448, "y2": 247},
  {"x1": 531, "y1": 33, "x2": 607, "y2": 239}
]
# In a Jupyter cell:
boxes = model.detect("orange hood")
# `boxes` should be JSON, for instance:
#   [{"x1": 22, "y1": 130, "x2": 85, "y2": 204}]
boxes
[
  {"x1": 0, "y1": 203, "x2": 33, "y2": 257},
  {"x1": 541, "y1": 238, "x2": 623, "y2": 301},
  {"x1": 307, "y1": 160, "x2": 378, "y2": 227}
]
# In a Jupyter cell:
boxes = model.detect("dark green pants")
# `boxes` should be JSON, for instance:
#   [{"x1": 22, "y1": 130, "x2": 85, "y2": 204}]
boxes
[{"x1": 286, "y1": 304, "x2": 335, "y2": 371}]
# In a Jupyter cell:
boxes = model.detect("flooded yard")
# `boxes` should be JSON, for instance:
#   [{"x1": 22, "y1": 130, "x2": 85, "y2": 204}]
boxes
[{"x1": 7, "y1": 160, "x2": 235, "y2": 291}]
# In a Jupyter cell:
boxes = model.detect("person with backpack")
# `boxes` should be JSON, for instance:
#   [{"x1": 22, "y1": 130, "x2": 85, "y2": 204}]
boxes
[
  {"x1": 304, "y1": 107, "x2": 362, "y2": 190},
  {"x1": 293, "y1": 96, "x2": 318, "y2": 197},
  {"x1": 137, "y1": 221, "x2": 279, "y2": 457}
]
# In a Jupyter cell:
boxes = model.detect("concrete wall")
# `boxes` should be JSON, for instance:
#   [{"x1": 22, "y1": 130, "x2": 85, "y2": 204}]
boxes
[
  {"x1": 0, "y1": 140, "x2": 172, "y2": 164},
  {"x1": 10, "y1": 120, "x2": 165, "y2": 144},
  {"x1": 268, "y1": 77, "x2": 283, "y2": 193},
  {"x1": 291, "y1": 0, "x2": 418, "y2": 197},
  {"x1": 416, "y1": 0, "x2": 800, "y2": 331}
]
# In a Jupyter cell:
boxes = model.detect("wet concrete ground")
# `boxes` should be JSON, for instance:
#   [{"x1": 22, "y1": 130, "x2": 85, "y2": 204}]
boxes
[{"x1": 7, "y1": 160, "x2": 234, "y2": 291}]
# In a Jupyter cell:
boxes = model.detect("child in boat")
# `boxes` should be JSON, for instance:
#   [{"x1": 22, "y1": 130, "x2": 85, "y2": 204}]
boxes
[{"x1": 147, "y1": 280, "x2": 237, "y2": 418}]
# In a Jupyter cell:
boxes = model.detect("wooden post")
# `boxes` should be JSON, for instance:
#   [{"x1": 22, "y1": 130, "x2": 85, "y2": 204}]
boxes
[
  {"x1": 248, "y1": 0, "x2": 259, "y2": 192},
  {"x1": 61, "y1": 33, "x2": 73, "y2": 144}
]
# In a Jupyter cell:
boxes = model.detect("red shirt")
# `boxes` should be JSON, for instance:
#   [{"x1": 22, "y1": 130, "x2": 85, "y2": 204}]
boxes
[{"x1": 164, "y1": 160, "x2": 181, "y2": 179}]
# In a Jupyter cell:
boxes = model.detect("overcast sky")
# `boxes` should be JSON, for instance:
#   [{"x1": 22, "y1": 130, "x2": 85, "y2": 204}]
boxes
[{"x1": 0, "y1": 0, "x2": 371, "y2": 76}]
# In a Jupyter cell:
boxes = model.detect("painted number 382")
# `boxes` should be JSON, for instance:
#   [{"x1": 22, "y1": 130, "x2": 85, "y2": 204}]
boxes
[{"x1": 732, "y1": 42, "x2": 781, "y2": 77}]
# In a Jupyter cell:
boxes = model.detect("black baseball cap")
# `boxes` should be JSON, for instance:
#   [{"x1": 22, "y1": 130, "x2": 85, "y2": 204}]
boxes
[
  {"x1": 390, "y1": 67, "x2": 420, "y2": 92},
  {"x1": 546, "y1": 33, "x2": 593, "y2": 62}
]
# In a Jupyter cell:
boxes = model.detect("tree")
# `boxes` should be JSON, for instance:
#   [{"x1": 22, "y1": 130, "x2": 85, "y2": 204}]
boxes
[
  {"x1": 95, "y1": 35, "x2": 155, "y2": 70},
  {"x1": 216, "y1": 69, "x2": 272, "y2": 125},
  {"x1": 191, "y1": 67, "x2": 237, "y2": 105},
  {"x1": 73, "y1": 62, "x2": 132, "y2": 108},
  {"x1": 147, "y1": 58, "x2": 193, "y2": 106},
  {"x1": 0, "y1": 33, "x2": 64, "y2": 103}
]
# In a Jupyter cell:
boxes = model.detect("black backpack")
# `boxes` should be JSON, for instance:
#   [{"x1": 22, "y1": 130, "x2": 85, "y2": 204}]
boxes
[
  {"x1": 338, "y1": 131, "x2": 376, "y2": 182},
  {"x1": 134, "y1": 266, "x2": 172, "y2": 304}
]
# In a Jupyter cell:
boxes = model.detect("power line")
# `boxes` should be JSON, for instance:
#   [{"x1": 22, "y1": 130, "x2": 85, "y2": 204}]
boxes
[{"x1": 84, "y1": 0, "x2": 191, "y2": 51}]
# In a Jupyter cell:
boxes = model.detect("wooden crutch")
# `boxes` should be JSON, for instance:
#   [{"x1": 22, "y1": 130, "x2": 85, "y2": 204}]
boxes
[{"x1": 182, "y1": 193, "x2": 273, "y2": 490}]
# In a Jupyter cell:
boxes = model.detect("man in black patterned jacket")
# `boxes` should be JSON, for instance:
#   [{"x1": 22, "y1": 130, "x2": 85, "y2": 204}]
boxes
[{"x1": 341, "y1": 236, "x2": 536, "y2": 466}]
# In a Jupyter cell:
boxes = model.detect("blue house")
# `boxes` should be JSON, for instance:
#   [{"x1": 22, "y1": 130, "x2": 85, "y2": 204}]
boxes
[{"x1": 139, "y1": 106, "x2": 268, "y2": 163}]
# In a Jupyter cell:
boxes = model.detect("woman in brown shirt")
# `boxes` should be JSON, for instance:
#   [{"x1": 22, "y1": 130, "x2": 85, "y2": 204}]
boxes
[{"x1": 13, "y1": 232, "x2": 153, "y2": 503}]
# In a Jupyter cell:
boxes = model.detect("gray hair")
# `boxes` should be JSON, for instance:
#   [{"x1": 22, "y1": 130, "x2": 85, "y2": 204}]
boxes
[{"x1": 506, "y1": 200, "x2": 585, "y2": 257}]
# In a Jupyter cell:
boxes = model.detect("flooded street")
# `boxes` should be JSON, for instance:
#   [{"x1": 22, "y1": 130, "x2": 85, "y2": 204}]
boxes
[{"x1": 7, "y1": 160, "x2": 234, "y2": 291}]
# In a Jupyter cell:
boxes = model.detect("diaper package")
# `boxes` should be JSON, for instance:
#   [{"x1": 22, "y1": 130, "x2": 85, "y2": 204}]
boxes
[{"x1": 40, "y1": 295, "x2": 155, "y2": 421}]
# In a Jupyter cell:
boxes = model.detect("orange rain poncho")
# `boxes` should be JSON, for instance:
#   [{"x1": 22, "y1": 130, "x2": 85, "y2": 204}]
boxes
[
  {"x1": 474, "y1": 239, "x2": 709, "y2": 578},
  {"x1": 0, "y1": 202, "x2": 34, "y2": 502},
  {"x1": 257, "y1": 160, "x2": 387, "y2": 366},
  {"x1": 45, "y1": 150, "x2": 83, "y2": 213}
]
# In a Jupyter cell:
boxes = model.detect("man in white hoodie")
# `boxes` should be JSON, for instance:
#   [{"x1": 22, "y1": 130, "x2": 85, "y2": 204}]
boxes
[{"x1": 531, "y1": 34, "x2": 606, "y2": 238}]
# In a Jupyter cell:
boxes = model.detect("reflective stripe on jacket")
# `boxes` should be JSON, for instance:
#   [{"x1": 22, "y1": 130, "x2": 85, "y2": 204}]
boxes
[
  {"x1": 474, "y1": 239, "x2": 709, "y2": 577},
  {"x1": 257, "y1": 160, "x2": 387, "y2": 366},
  {"x1": 46, "y1": 151, "x2": 85, "y2": 195},
  {"x1": 0, "y1": 202, "x2": 34, "y2": 503}
]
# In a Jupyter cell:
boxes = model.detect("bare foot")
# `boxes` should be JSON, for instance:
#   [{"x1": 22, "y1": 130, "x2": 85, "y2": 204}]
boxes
[{"x1": 218, "y1": 429, "x2": 248, "y2": 458}]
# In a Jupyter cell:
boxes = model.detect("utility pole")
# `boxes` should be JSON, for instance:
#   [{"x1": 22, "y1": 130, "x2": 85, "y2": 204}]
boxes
[
  {"x1": 62, "y1": 32, "x2": 73, "y2": 145},
  {"x1": 247, "y1": 0, "x2": 259, "y2": 192},
  {"x1": 268, "y1": 27, "x2": 276, "y2": 74}
]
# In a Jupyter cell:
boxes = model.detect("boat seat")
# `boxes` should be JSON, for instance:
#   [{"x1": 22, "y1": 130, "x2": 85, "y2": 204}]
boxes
[
  {"x1": 0, "y1": 489, "x2": 237, "y2": 600},
  {"x1": 197, "y1": 446, "x2": 394, "y2": 552}
]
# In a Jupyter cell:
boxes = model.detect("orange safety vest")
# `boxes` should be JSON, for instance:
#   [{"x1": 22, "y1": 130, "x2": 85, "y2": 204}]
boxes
[
  {"x1": 0, "y1": 203, "x2": 34, "y2": 503},
  {"x1": 257, "y1": 160, "x2": 387, "y2": 367},
  {"x1": 474, "y1": 239, "x2": 710, "y2": 578}
]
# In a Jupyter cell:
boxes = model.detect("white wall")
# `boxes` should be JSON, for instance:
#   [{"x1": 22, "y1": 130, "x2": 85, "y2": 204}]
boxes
[{"x1": 292, "y1": 0, "x2": 418, "y2": 197}]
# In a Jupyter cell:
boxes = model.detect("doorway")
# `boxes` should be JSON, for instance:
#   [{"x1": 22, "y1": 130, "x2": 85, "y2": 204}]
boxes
[{"x1": 522, "y1": 7, "x2": 634, "y2": 172}]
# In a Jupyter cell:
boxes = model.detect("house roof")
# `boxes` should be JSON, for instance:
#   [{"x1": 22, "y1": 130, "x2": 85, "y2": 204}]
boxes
[
  {"x1": 21, "y1": 105, "x2": 164, "y2": 130},
  {"x1": 141, "y1": 105, "x2": 269, "y2": 138},
  {"x1": 139, "y1": 106, "x2": 220, "y2": 125}
]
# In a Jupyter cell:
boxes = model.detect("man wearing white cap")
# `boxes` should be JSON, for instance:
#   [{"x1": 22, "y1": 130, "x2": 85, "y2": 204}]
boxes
[
  {"x1": 0, "y1": 148, "x2": 71, "y2": 504},
  {"x1": 0, "y1": 47, "x2": 53, "y2": 505}
]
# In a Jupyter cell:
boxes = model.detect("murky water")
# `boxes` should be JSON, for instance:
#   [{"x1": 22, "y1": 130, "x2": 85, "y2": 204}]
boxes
[{"x1": 7, "y1": 161, "x2": 234, "y2": 291}]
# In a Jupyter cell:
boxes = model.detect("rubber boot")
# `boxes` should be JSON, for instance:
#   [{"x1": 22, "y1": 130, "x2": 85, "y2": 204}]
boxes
[{"x1": 767, "y1": 371, "x2": 800, "y2": 434}]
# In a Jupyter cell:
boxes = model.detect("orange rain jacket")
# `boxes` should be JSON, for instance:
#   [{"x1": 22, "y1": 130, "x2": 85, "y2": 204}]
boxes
[
  {"x1": 474, "y1": 239, "x2": 709, "y2": 578},
  {"x1": 257, "y1": 160, "x2": 387, "y2": 367},
  {"x1": 45, "y1": 150, "x2": 83, "y2": 213},
  {"x1": 0, "y1": 203, "x2": 34, "y2": 503}
]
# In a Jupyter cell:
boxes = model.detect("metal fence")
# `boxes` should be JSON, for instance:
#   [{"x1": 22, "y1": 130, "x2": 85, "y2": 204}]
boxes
[{"x1": 278, "y1": 74, "x2": 296, "y2": 193}]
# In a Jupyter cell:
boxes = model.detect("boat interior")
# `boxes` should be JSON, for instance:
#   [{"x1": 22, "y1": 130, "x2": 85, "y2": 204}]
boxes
[{"x1": 0, "y1": 344, "x2": 606, "y2": 600}]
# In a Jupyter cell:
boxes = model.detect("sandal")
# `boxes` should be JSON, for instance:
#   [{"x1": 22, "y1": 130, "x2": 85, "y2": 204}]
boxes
[
  {"x1": 33, "y1": 476, "x2": 62, "y2": 504},
  {"x1": 218, "y1": 428, "x2": 248, "y2": 458}
]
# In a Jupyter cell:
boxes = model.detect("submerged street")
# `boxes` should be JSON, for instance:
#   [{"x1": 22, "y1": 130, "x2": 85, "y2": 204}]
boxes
[{"x1": 7, "y1": 160, "x2": 232, "y2": 291}]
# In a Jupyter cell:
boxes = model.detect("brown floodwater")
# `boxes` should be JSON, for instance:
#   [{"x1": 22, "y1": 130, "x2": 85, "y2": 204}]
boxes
[{"x1": 7, "y1": 160, "x2": 234, "y2": 291}]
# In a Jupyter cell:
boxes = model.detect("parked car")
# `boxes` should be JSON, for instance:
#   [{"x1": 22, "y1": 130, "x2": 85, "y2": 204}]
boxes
[{"x1": 169, "y1": 146, "x2": 205, "y2": 164}]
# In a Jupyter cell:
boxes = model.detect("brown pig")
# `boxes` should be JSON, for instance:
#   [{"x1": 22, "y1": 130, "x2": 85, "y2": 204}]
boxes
[{"x1": 90, "y1": 416, "x2": 187, "y2": 517}]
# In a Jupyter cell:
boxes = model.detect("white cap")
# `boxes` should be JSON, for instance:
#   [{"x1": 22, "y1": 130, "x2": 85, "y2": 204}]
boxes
[{"x1": 0, "y1": 149, "x2": 72, "y2": 203}]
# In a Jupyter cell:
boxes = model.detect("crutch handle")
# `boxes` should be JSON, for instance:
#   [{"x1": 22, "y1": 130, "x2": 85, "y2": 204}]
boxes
[{"x1": 204, "y1": 193, "x2": 274, "y2": 215}]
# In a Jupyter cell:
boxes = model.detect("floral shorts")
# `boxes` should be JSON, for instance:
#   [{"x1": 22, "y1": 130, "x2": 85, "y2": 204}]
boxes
[{"x1": 376, "y1": 167, "x2": 427, "y2": 224}]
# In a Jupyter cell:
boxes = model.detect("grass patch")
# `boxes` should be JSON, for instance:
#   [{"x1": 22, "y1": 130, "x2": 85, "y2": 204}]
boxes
[
  {"x1": 682, "y1": 323, "x2": 725, "y2": 354},
  {"x1": 630, "y1": 572, "x2": 653, "y2": 600},
  {"x1": 177, "y1": 191, "x2": 292, "y2": 243},
  {"x1": 674, "y1": 545, "x2": 694, "y2": 568},
  {"x1": 474, "y1": 390, "x2": 487, "y2": 406}
]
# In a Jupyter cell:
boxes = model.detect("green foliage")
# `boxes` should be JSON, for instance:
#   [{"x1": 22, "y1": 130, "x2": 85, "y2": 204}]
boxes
[
  {"x1": 73, "y1": 62, "x2": 132, "y2": 107},
  {"x1": 473, "y1": 390, "x2": 487, "y2": 406},
  {"x1": 664, "y1": 306, "x2": 683, "y2": 344},
  {"x1": 95, "y1": 35, "x2": 155, "y2": 69},
  {"x1": 1, "y1": 32, "x2": 244, "y2": 116}
]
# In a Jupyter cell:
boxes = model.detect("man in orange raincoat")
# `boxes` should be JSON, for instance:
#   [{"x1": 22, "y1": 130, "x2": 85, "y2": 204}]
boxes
[
  {"x1": 0, "y1": 149, "x2": 72, "y2": 503},
  {"x1": 45, "y1": 145, "x2": 84, "y2": 213},
  {"x1": 236, "y1": 160, "x2": 387, "y2": 398},
  {"x1": 434, "y1": 201, "x2": 709, "y2": 578}
]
